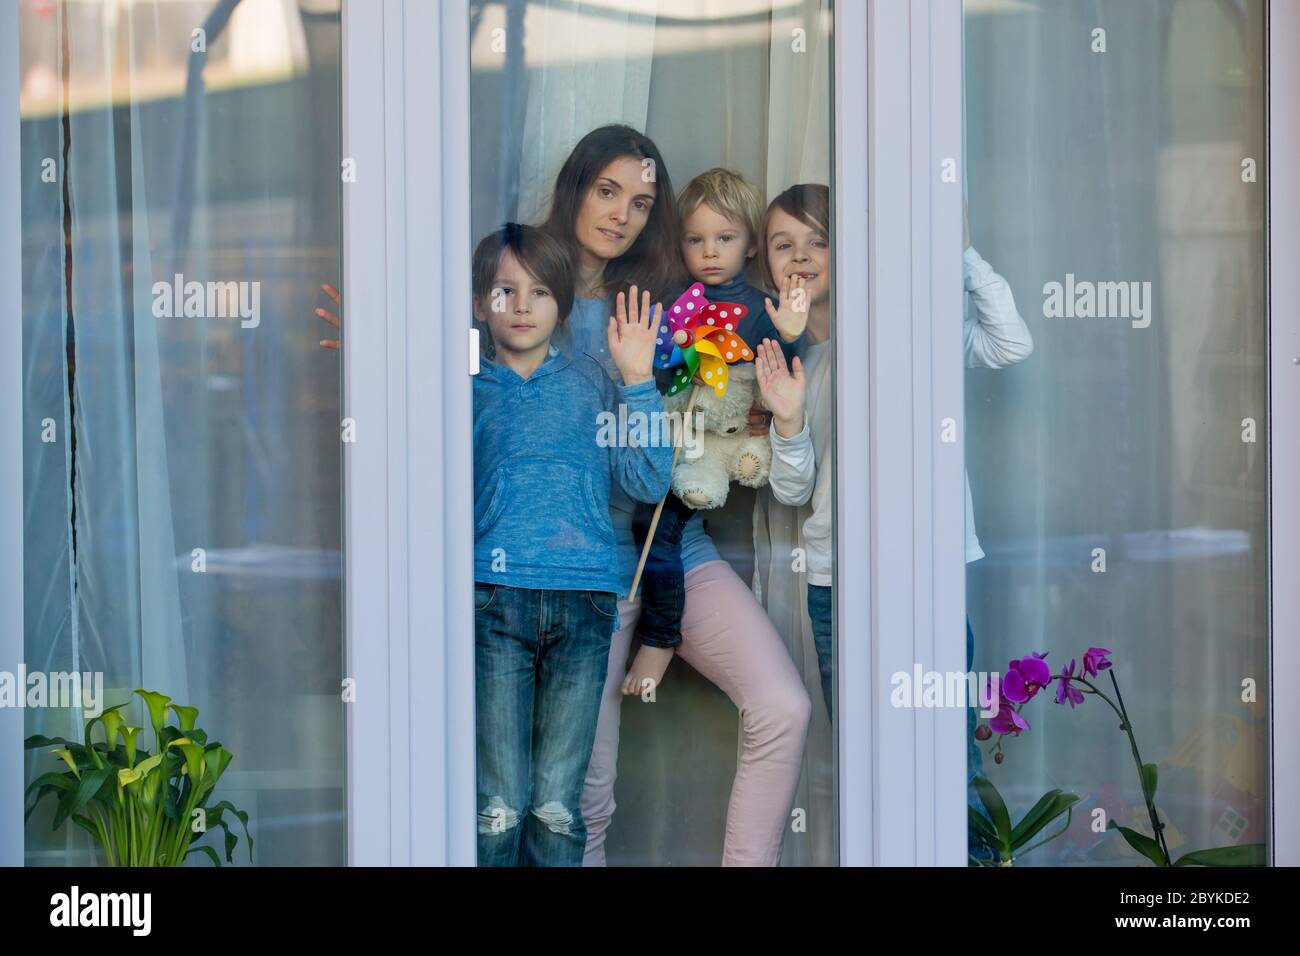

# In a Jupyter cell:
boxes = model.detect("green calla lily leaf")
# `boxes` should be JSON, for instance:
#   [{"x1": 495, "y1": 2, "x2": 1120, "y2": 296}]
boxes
[
  {"x1": 70, "y1": 815, "x2": 100, "y2": 841},
  {"x1": 203, "y1": 745, "x2": 233, "y2": 784},
  {"x1": 210, "y1": 799, "x2": 254, "y2": 862},
  {"x1": 53, "y1": 767, "x2": 111, "y2": 831},
  {"x1": 25, "y1": 771, "x2": 75, "y2": 799},
  {"x1": 178, "y1": 743, "x2": 206, "y2": 785},
  {"x1": 186, "y1": 845, "x2": 222, "y2": 867}
]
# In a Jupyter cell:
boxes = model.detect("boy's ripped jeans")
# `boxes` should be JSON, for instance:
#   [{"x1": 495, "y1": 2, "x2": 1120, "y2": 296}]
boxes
[{"x1": 475, "y1": 584, "x2": 615, "y2": 866}]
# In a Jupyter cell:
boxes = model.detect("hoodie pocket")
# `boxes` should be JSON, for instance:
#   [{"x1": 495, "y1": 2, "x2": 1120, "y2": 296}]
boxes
[
  {"x1": 583, "y1": 471, "x2": 615, "y2": 545},
  {"x1": 475, "y1": 466, "x2": 508, "y2": 538},
  {"x1": 476, "y1": 457, "x2": 615, "y2": 556}
]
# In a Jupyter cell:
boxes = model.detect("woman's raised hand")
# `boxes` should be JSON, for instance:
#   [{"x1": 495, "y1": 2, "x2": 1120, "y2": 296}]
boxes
[
  {"x1": 607, "y1": 284, "x2": 659, "y2": 386},
  {"x1": 763, "y1": 274, "x2": 809, "y2": 342},
  {"x1": 314, "y1": 282, "x2": 341, "y2": 350},
  {"x1": 754, "y1": 338, "x2": 806, "y2": 438}
]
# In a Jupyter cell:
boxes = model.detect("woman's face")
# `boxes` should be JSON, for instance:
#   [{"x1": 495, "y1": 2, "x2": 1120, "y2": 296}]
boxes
[
  {"x1": 765, "y1": 207, "x2": 830, "y2": 306},
  {"x1": 573, "y1": 156, "x2": 657, "y2": 264}
]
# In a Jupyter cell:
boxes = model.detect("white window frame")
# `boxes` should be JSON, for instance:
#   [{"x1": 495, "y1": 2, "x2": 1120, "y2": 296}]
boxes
[
  {"x1": 337, "y1": 0, "x2": 1300, "y2": 868},
  {"x1": 342, "y1": 0, "x2": 475, "y2": 865},
  {"x1": 3, "y1": 0, "x2": 1295, "y2": 869},
  {"x1": 856, "y1": 0, "x2": 967, "y2": 866},
  {"x1": 339, "y1": 0, "x2": 965, "y2": 867},
  {"x1": 1268, "y1": 0, "x2": 1300, "y2": 867},
  {"x1": 0, "y1": 0, "x2": 24, "y2": 868}
]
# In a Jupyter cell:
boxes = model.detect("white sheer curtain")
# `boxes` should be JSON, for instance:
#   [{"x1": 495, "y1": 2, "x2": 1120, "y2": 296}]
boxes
[
  {"x1": 20, "y1": 0, "x2": 346, "y2": 864},
  {"x1": 763, "y1": 0, "x2": 830, "y2": 198},
  {"x1": 751, "y1": 0, "x2": 834, "y2": 869},
  {"x1": 516, "y1": 1, "x2": 657, "y2": 223}
]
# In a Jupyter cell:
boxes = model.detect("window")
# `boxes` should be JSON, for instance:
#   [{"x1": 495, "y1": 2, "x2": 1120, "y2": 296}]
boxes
[
  {"x1": 469, "y1": 0, "x2": 837, "y2": 866},
  {"x1": 18, "y1": 0, "x2": 346, "y2": 865},
  {"x1": 963, "y1": 0, "x2": 1269, "y2": 866}
]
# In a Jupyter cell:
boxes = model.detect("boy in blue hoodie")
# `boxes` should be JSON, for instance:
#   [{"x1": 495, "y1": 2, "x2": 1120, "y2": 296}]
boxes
[{"x1": 472, "y1": 223, "x2": 672, "y2": 866}]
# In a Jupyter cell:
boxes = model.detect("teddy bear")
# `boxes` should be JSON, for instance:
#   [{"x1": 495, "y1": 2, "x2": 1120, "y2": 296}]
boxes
[{"x1": 663, "y1": 362, "x2": 772, "y2": 509}]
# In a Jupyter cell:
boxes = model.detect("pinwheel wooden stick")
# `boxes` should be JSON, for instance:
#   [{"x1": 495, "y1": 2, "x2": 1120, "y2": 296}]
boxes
[
  {"x1": 628, "y1": 283, "x2": 754, "y2": 600},
  {"x1": 628, "y1": 382, "x2": 701, "y2": 601}
]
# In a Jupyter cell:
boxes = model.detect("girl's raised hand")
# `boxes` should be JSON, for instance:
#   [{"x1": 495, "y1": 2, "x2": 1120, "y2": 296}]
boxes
[
  {"x1": 754, "y1": 338, "x2": 806, "y2": 438},
  {"x1": 607, "y1": 285, "x2": 659, "y2": 386},
  {"x1": 763, "y1": 274, "x2": 809, "y2": 342}
]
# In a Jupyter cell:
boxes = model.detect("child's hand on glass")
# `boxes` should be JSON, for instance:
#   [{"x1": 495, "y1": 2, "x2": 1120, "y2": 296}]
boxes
[
  {"x1": 607, "y1": 285, "x2": 659, "y2": 386},
  {"x1": 763, "y1": 274, "x2": 809, "y2": 342},
  {"x1": 754, "y1": 338, "x2": 806, "y2": 438},
  {"x1": 314, "y1": 282, "x2": 341, "y2": 350}
]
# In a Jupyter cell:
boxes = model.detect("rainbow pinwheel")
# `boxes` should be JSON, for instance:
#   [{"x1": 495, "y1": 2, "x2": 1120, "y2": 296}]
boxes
[{"x1": 654, "y1": 282, "x2": 754, "y2": 396}]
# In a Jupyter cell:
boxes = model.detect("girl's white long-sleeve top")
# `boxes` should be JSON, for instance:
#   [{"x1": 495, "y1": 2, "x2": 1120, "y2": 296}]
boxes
[
  {"x1": 767, "y1": 337, "x2": 833, "y2": 586},
  {"x1": 767, "y1": 245, "x2": 1032, "y2": 574}
]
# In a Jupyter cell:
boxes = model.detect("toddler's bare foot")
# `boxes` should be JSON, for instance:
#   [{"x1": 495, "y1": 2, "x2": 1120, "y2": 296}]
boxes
[{"x1": 621, "y1": 644, "x2": 675, "y2": 698}]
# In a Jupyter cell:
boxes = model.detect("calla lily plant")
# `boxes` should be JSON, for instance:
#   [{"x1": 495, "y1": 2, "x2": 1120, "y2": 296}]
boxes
[{"x1": 24, "y1": 689, "x2": 252, "y2": 867}]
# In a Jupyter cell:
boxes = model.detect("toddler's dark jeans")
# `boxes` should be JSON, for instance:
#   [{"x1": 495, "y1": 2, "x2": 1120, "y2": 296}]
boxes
[{"x1": 630, "y1": 495, "x2": 695, "y2": 649}]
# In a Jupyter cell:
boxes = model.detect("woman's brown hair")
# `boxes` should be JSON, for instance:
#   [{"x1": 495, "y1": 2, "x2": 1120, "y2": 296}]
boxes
[{"x1": 541, "y1": 124, "x2": 686, "y2": 308}]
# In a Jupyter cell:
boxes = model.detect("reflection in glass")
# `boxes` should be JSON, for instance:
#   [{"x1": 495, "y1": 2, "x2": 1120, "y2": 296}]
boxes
[
  {"x1": 19, "y1": 0, "x2": 345, "y2": 864},
  {"x1": 963, "y1": 0, "x2": 1268, "y2": 865}
]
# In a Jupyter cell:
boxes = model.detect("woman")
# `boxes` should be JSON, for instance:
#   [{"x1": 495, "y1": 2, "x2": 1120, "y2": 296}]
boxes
[{"x1": 542, "y1": 125, "x2": 812, "y2": 867}]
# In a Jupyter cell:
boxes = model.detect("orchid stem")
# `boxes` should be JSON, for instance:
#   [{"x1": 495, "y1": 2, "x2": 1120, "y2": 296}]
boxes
[{"x1": 1066, "y1": 671, "x2": 1171, "y2": 866}]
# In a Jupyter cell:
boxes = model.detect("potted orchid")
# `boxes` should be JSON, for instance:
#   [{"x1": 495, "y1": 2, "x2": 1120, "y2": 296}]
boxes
[
  {"x1": 968, "y1": 776, "x2": 1080, "y2": 866},
  {"x1": 975, "y1": 647, "x2": 1265, "y2": 867}
]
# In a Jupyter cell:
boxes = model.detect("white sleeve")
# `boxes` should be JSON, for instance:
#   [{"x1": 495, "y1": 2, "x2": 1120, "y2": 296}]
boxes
[
  {"x1": 768, "y1": 417, "x2": 816, "y2": 507},
  {"x1": 963, "y1": 245, "x2": 1034, "y2": 369}
]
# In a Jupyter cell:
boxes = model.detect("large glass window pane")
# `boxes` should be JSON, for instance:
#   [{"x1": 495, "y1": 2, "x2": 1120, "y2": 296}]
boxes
[
  {"x1": 18, "y1": 0, "x2": 345, "y2": 865},
  {"x1": 963, "y1": 0, "x2": 1268, "y2": 866},
  {"x1": 469, "y1": 0, "x2": 836, "y2": 866}
]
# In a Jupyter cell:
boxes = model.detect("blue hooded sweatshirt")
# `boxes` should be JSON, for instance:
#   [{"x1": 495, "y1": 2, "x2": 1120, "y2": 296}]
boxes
[{"x1": 473, "y1": 344, "x2": 673, "y2": 593}]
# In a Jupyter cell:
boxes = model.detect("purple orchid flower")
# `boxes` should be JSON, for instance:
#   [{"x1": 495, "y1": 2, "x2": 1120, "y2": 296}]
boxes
[
  {"x1": 990, "y1": 701, "x2": 1030, "y2": 736},
  {"x1": 1002, "y1": 652, "x2": 1052, "y2": 703},
  {"x1": 1082, "y1": 646, "x2": 1113, "y2": 678},
  {"x1": 1055, "y1": 659, "x2": 1085, "y2": 708}
]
